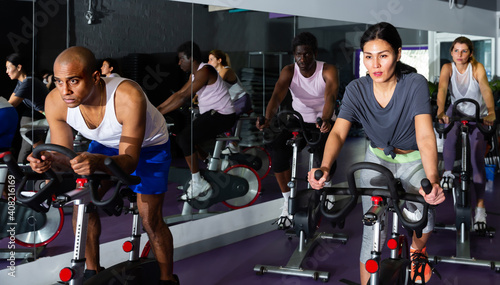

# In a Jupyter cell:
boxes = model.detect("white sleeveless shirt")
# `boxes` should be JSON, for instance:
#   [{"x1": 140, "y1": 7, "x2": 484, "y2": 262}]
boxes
[
  {"x1": 289, "y1": 61, "x2": 335, "y2": 123},
  {"x1": 449, "y1": 62, "x2": 488, "y2": 117},
  {"x1": 66, "y1": 77, "x2": 169, "y2": 149},
  {"x1": 194, "y1": 63, "x2": 235, "y2": 115},
  {"x1": 222, "y1": 66, "x2": 247, "y2": 101}
]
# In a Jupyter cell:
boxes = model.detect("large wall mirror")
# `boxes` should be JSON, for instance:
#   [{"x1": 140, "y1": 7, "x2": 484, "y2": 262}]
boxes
[{"x1": 1, "y1": 0, "x2": 497, "y2": 236}]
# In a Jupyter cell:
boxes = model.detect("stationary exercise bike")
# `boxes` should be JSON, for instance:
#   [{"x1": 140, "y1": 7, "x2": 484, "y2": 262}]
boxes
[
  {"x1": 0, "y1": 151, "x2": 64, "y2": 264},
  {"x1": 219, "y1": 114, "x2": 272, "y2": 180},
  {"x1": 320, "y1": 162, "x2": 432, "y2": 285},
  {"x1": 3, "y1": 144, "x2": 164, "y2": 285},
  {"x1": 254, "y1": 110, "x2": 347, "y2": 282},
  {"x1": 166, "y1": 117, "x2": 262, "y2": 224},
  {"x1": 432, "y1": 98, "x2": 500, "y2": 271},
  {"x1": 0, "y1": 121, "x2": 83, "y2": 264}
]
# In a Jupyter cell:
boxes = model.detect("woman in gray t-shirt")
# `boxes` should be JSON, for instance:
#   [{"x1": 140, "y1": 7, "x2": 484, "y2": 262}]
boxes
[{"x1": 308, "y1": 22, "x2": 445, "y2": 285}]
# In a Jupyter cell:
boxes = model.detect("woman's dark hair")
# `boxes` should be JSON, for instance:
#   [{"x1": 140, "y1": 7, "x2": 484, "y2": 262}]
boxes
[
  {"x1": 102, "y1": 57, "x2": 121, "y2": 75},
  {"x1": 360, "y1": 22, "x2": 416, "y2": 80},
  {"x1": 292, "y1": 32, "x2": 318, "y2": 55},
  {"x1": 177, "y1": 41, "x2": 202, "y2": 63},
  {"x1": 6, "y1": 53, "x2": 28, "y2": 74}
]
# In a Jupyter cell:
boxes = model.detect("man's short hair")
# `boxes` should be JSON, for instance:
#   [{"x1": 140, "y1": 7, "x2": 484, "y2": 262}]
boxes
[
  {"x1": 292, "y1": 32, "x2": 318, "y2": 54},
  {"x1": 177, "y1": 41, "x2": 202, "y2": 63}
]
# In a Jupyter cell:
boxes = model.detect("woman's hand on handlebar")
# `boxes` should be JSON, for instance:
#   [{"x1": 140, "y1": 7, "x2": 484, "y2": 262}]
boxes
[
  {"x1": 27, "y1": 151, "x2": 54, "y2": 174},
  {"x1": 308, "y1": 167, "x2": 330, "y2": 190},
  {"x1": 418, "y1": 182, "x2": 445, "y2": 205},
  {"x1": 483, "y1": 113, "x2": 496, "y2": 127},
  {"x1": 436, "y1": 112, "x2": 450, "y2": 125}
]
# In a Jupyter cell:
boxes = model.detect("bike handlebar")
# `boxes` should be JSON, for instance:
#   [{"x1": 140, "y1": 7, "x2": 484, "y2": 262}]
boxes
[
  {"x1": 6, "y1": 143, "x2": 140, "y2": 212},
  {"x1": 435, "y1": 98, "x2": 496, "y2": 138},
  {"x1": 265, "y1": 110, "x2": 323, "y2": 147},
  {"x1": 318, "y1": 162, "x2": 431, "y2": 238}
]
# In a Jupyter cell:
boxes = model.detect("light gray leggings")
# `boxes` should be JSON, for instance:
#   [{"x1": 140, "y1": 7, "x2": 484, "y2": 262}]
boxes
[{"x1": 359, "y1": 147, "x2": 435, "y2": 263}]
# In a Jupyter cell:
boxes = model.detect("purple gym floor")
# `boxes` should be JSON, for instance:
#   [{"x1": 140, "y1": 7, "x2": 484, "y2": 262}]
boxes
[{"x1": 1, "y1": 136, "x2": 500, "y2": 284}]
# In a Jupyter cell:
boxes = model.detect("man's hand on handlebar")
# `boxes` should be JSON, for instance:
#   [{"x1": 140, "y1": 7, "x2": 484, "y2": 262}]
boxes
[
  {"x1": 307, "y1": 167, "x2": 330, "y2": 190},
  {"x1": 256, "y1": 116, "x2": 269, "y2": 130},
  {"x1": 27, "y1": 152, "x2": 54, "y2": 174},
  {"x1": 418, "y1": 182, "x2": 445, "y2": 205},
  {"x1": 70, "y1": 152, "x2": 104, "y2": 176},
  {"x1": 317, "y1": 120, "x2": 332, "y2": 133}
]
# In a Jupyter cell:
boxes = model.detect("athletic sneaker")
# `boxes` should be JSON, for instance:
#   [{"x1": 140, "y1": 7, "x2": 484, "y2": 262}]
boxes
[
  {"x1": 322, "y1": 180, "x2": 335, "y2": 210},
  {"x1": 221, "y1": 143, "x2": 240, "y2": 155},
  {"x1": 410, "y1": 247, "x2": 432, "y2": 284},
  {"x1": 474, "y1": 207, "x2": 487, "y2": 232},
  {"x1": 403, "y1": 208, "x2": 422, "y2": 222},
  {"x1": 440, "y1": 170, "x2": 455, "y2": 191},
  {"x1": 180, "y1": 178, "x2": 212, "y2": 200},
  {"x1": 276, "y1": 200, "x2": 293, "y2": 230}
]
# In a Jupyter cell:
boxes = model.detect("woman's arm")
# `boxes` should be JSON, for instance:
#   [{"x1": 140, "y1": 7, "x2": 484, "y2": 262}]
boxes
[
  {"x1": 436, "y1": 63, "x2": 452, "y2": 124},
  {"x1": 8, "y1": 93, "x2": 23, "y2": 108},
  {"x1": 474, "y1": 62, "x2": 496, "y2": 126},
  {"x1": 415, "y1": 113, "x2": 445, "y2": 205}
]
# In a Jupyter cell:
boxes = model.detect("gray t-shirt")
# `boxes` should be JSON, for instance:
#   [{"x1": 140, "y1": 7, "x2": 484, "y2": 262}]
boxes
[
  {"x1": 13, "y1": 76, "x2": 48, "y2": 112},
  {"x1": 338, "y1": 72, "x2": 431, "y2": 158}
]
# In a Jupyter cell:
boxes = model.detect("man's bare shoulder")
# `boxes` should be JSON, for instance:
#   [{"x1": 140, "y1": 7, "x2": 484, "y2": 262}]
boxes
[
  {"x1": 279, "y1": 64, "x2": 295, "y2": 78},
  {"x1": 322, "y1": 62, "x2": 339, "y2": 81},
  {"x1": 45, "y1": 89, "x2": 68, "y2": 121},
  {"x1": 114, "y1": 80, "x2": 146, "y2": 107}
]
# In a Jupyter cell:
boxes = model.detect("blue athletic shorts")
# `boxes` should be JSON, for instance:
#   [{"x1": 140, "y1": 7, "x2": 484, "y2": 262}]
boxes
[{"x1": 87, "y1": 140, "x2": 171, "y2": 194}]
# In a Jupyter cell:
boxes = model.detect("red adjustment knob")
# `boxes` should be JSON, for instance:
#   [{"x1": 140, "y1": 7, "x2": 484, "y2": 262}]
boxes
[
  {"x1": 123, "y1": 241, "x2": 134, "y2": 252},
  {"x1": 371, "y1": 196, "x2": 383, "y2": 205},
  {"x1": 461, "y1": 120, "x2": 468, "y2": 126},
  {"x1": 365, "y1": 259, "x2": 379, "y2": 273},
  {"x1": 76, "y1": 178, "x2": 88, "y2": 188},
  {"x1": 292, "y1": 131, "x2": 299, "y2": 138},
  {"x1": 59, "y1": 267, "x2": 74, "y2": 282},
  {"x1": 387, "y1": 238, "x2": 398, "y2": 250}
]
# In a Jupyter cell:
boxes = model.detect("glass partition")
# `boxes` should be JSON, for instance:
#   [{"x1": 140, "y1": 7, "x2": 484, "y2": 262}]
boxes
[{"x1": 3, "y1": 0, "x2": 496, "y2": 224}]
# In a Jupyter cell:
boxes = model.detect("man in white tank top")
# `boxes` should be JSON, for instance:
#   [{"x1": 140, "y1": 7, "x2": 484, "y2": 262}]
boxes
[
  {"x1": 256, "y1": 32, "x2": 339, "y2": 229},
  {"x1": 27, "y1": 47, "x2": 179, "y2": 284}
]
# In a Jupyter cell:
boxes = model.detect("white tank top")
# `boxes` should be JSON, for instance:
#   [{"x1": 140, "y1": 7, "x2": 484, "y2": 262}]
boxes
[
  {"x1": 449, "y1": 62, "x2": 487, "y2": 117},
  {"x1": 66, "y1": 77, "x2": 169, "y2": 149},
  {"x1": 289, "y1": 61, "x2": 335, "y2": 123},
  {"x1": 194, "y1": 63, "x2": 235, "y2": 115},
  {"x1": 222, "y1": 66, "x2": 247, "y2": 101}
]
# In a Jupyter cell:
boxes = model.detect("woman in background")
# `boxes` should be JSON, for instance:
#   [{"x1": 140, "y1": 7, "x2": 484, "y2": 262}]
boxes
[
  {"x1": 436, "y1": 36, "x2": 496, "y2": 232},
  {"x1": 208, "y1": 49, "x2": 252, "y2": 154}
]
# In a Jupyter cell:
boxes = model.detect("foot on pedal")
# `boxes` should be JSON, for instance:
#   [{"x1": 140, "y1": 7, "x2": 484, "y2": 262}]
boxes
[
  {"x1": 274, "y1": 202, "x2": 293, "y2": 230},
  {"x1": 275, "y1": 215, "x2": 293, "y2": 230},
  {"x1": 411, "y1": 247, "x2": 440, "y2": 284},
  {"x1": 474, "y1": 207, "x2": 488, "y2": 235},
  {"x1": 180, "y1": 178, "x2": 212, "y2": 201},
  {"x1": 221, "y1": 143, "x2": 240, "y2": 155},
  {"x1": 440, "y1": 170, "x2": 455, "y2": 192}
]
